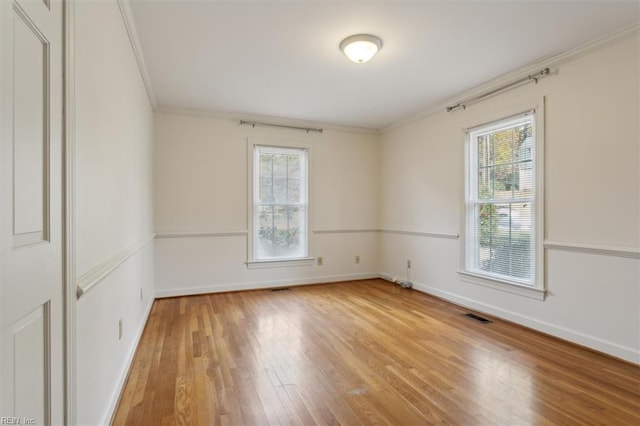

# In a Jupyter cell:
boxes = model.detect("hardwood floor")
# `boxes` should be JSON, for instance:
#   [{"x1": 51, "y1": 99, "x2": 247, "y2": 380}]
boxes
[{"x1": 112, "y1": 279, "x2": 640, "y2": 425}]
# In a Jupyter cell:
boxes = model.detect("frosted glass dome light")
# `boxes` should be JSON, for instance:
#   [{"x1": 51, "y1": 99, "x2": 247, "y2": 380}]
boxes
[{"x1": 340, "y1": 34, "x2": 382, "y2": 64}]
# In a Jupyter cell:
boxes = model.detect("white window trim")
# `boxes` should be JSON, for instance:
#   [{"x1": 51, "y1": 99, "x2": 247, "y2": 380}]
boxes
[
  {"x1": 458, "y1": 98, "x2": 546, "y2": 299},
  {"x1": 246, "y1": 138, "x2": 314, "y2": 268},
  {"x1": 246, "y1": 257, "x2": 315, "y2": 269},
  {"x1": 457, "y1": 270, "x2": 546, "y2": 300}
]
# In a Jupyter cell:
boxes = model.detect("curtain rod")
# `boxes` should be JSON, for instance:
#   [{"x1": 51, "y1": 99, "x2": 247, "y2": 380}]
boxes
[
  {"x1": 240, "y1": 119, "x2": 324, "y2": 133},
  {"x1": 447, "y1": 68, "x2": 551, "y2": 113}
]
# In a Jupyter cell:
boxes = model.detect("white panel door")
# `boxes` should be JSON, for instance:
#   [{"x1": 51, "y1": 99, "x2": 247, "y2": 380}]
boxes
[{"x1": 1, "y1": 0, "x2": 64, "y2": 424}]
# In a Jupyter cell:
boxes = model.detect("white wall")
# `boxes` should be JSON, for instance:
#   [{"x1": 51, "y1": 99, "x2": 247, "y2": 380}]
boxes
[
  {"x1": 75, "y1": 1, "x2": 155, "y2": 424},
  {"x1": 379, "y1": 34, "x2": 640, "y2": 363},
  {"x1": 153, "y1": 113, "x2": 380, "y2": 295}
]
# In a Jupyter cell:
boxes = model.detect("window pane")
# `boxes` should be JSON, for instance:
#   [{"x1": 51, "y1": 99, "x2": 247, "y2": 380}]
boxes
[
  {"x1": 515, "y1": 123, "x2": 533, "y2": 155},
  {"x1": 477, "y1": 203, "x2": 497, "y2": 248},
  {"x1": 288, "y1": 178, "x2": 300, "y2": 203},
  {"x1": 510, "y1": 203, "x2": 532, "y2": 232},
  {"x1": 288, "y1": 155, "x2": 300, "y2": 179},
  {"x1": 478, "y1": 167, "x2": 493, "y2": 199},
  {"x1": 273, "y1": 178, "x2": 287, "y2": 203},
  {"x1": 257, "y1": 206, "x2": 274, "y2": 258},
  {"x1": 494, "y1": 163, "x2": 515, "y2": 199},
  {"x1": 259, "y1": 154, "x2": 272, "y2": 178},
  {"x1": 474, "y1": 203, "x2": 494, "y2": 274},
  {"x1": 515, "y1": 138, "x2": 533, "y2": 161},
  {"x1": 514, "y1": 162, "x2": 533, "y2": 198},
  {"x1": 273, "y1": 154, "x2": 288, "y2": 178},
  {"x1": 259, "y1": 178, "x2": 273, "y2": 203},
  {"x1": 477, "y1": 135, "x2": 492, "y2": 167},
  {"x1": 493, "y1": 128, "x2": 514, "y2": 165},
  {"x1": 514, "y1": 132, "x2": 534, "y2": 198},
  {"x1": 273, "y1": 205, "x2": 288, "y2": 232}
]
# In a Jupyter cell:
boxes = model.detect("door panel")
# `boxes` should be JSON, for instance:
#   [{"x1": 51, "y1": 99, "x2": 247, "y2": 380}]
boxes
[
  {"x1": 1, "y1": 0, "x2": 63, "y2": 424},
  {"x1": 13, "y1": 303, "x2": 50, "y2": 425},
  {"x1": 12, "y1": 4, "x2": 49, "y2": 247}
]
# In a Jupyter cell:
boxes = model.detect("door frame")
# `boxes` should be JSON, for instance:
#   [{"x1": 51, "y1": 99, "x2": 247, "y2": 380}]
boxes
[{"x1": 63, "y1": 0, "x2": 76, "y2": 423}]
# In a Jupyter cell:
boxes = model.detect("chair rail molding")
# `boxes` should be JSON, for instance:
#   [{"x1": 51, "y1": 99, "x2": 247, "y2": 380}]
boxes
[
  {"x1": 76, "y1": 234, "x2": 156, "y2": 299},
  {"x1": 313, "y1": 228, "x2": 379, "y2": 234},
  {"x1": 544, "y1": 240, "x2": 640, "y2": 259},
  {"x1": 380, "y1": 228, "x2": 460, "y2": 240},
  {"x1": 155, "y1": 231, "x2": 248, "y2": 239}
]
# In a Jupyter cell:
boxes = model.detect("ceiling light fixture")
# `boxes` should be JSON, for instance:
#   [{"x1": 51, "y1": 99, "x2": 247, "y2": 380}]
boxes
[{"x1": 340, "y1": 34, "x2": 382, "y2": 64}]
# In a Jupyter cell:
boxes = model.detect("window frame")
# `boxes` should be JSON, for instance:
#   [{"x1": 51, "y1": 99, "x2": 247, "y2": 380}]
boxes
[
  {"x1": 246, "y1": 138, "x2": 314, "y2": 268},
  {"x1": 458, "y1": 101, "x2": 546, "y2": 300}
]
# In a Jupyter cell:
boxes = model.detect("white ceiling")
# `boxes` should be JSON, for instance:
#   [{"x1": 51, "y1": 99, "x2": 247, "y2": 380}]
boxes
[{"x1": 130, "y1": 0, "x2": 639, "y2": 130}]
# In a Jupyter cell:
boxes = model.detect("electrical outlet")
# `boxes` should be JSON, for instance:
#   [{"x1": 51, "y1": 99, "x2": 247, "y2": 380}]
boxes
[
  {"x1": 407, "y1": 260, "x2": 411, "y2": 268},
  {"x1": 118, "y1": 319, "x2": 123, "y2": 340},
  {"x1": 355, "y1": 255, "x2": 360, "y2": 264},
  {"x1": 317, "y1": 257, "x2": 323, "y2": 266}
]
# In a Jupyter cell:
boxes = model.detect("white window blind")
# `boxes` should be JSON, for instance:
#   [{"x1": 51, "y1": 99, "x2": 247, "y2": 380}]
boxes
[
  {"x1": 253, "y1": 145, "x2": 308, "y2": 260},
  {"x1": 465, "y1": 112, "x2": 536, "y2": 286}
]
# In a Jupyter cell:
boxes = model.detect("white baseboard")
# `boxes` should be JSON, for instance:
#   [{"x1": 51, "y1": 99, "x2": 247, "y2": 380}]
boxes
[
  {"x1": 103, "y1": 297, "x2": 155, "y2": 425},
  {"x1": 155, "y1": 272, "x2": 380, "y2": 298},
  {"x1": 399, "y1": 276, "x2": 639, "y2": 364},
  {"x1": 379, "y1": 272, "x2": 396, "y2": 282}
]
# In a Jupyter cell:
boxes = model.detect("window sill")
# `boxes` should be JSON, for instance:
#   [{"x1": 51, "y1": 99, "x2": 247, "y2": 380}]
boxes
[
  {"x1": 246, "y1": 257, "x2": 315, "y2": 269},
  {"x1": 457, "y1": 270, "x2": 546, "y2": 300}
]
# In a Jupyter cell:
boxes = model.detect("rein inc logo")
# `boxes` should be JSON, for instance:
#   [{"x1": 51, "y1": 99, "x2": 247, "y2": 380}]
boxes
[{"x1": 0, "y1": 418, "x2": 35, "y2": 425}]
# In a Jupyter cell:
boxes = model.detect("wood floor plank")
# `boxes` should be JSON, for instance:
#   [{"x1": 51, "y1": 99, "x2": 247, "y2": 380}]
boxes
[{"x1": 112, "y1": 279, "x2": 640, "y2": 425}]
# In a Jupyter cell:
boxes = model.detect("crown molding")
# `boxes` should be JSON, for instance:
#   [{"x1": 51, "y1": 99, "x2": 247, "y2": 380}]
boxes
[
  {"x1": 154, "y1": 107, "x2": 380, "y2": 135},
  {"x1": 383, "y1": 24, "x2": 639, "y2": 133},
  {"x1": 117, "y1": 0, "x2": 157, "y2": 109}
]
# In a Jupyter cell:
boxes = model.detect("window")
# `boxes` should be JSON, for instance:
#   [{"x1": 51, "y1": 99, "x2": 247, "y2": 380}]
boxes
[
  {"x1": 252, "y1": 145, "x2": 308, "y2": 261},
  {"x1": 463, "y1": 110, "x2": 543, "y2": 294}
]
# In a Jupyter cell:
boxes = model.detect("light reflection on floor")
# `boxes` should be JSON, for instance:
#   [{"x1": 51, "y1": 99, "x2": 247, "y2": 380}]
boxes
[{"x1": 468, "y1": 343, "x2": 538, "y2": 423}]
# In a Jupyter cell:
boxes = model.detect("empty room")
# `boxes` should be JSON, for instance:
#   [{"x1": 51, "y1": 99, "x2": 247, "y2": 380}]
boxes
[{"x1": 1, "y1": 0, "x2": 639, "y2": 425}]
